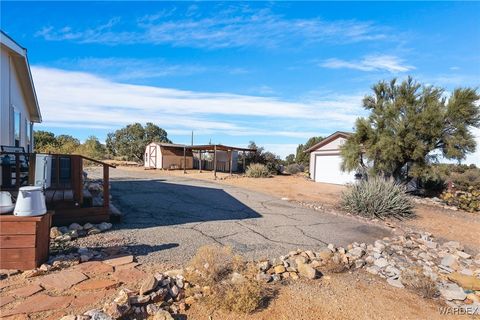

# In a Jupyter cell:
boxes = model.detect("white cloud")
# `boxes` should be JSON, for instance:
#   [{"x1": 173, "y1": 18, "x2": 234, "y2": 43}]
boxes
[
  {"x1": 35, "y1": 7, "x2": 389, "y2": 49},
  {"x1": 320, "y1": 55, "x2": 414, "y2": 73},
  {"x1": 31, "y1": 66, "x2": 363, "y2": 137}
]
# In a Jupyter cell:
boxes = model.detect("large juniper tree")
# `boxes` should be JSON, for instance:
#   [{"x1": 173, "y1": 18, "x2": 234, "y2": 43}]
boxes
[
  {"x1": 106, "y1": 123, "x2": 171, "y2": 162},
  {"x1": 341, "y1": 77, "x2": 480, "y2": 180}
]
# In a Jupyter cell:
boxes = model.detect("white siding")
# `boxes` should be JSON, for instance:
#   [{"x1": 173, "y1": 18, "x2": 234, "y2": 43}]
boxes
[
  {"x1": 0, "y1": 46, "x2": 33, "y2": 150},
  {"x1": 309, "y1": 136, "x2": 355, "y2": 185}
]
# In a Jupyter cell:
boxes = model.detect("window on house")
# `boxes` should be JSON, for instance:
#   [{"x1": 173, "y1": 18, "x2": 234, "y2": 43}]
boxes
[{"x1": 13, "y1": 110, "x2": 21, "y2": 147}]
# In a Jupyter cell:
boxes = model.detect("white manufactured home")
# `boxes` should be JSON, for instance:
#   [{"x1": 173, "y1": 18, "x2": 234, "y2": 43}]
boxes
[
  {"x1": 306, "y1": 131, "x2": 356, "y2": 185},
  {"x1": 0, "y1": 31, "x2": 42, "y2": 151}
]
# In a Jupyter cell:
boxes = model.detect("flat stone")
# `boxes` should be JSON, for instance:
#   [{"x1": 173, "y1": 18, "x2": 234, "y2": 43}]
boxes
[
  {"x1": 153, "y1": 310, "x2": 174, "y2": 320},
  {"x1": 456, "y1": 251, "x2": 472, "y2": 259},
  {"x1": 439, "y1": 283, "x2": 467, "y2": 301},
  {"x1": 71, "y1": 289, "x2": 116, "y2": 309},
  {"x1": 114, "y1": 262, "x2": 140, "y2": 271},
  {"x1": 441, "y1": 254, "x2": 459, "y2": 270},
  {"x1": 387, "y1": 277, "x2": 404, "y2": 288},
  {"x1": 113, "y1": 268, "x2": 147, "y2": 284},
  {"x1": 10, "y1": 283, "x2": 44, "y2": 298},
  {"x1": 72, "y1": 261, "x2": 114, "y2": 276},
  {"x1": 74, "y1": 278, "x2": 119, "y2": 291},
  {"x1": 103, "y1": 255, "x2": 134, "y2": 267},
  {"x1": 447, "y1": 272, "x2": 480, "y2": 290},
  {"x1": 297, "y1": 263, "x2": 318, "y2": 279},
  {"x1": 140, "y1": 275, "x2": 158, "y2": 295},
  {"x1": 1, "y1": 294, "x2": 73, "y2": 316},
  {"x1": 0, "y1": 295, "x2": 15, "y2": 307},
  {"x1": 39, "y1": 270, "x2": 88, "y2": 290},
  {"x1": 374, "y1": 258, "x2": 389, "y2": 268},
  {"x1": 274, "y1": 265, "x2": 286, "y2": 274}
]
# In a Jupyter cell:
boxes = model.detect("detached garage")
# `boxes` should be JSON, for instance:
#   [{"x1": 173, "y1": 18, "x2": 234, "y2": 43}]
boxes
[{"x1": 306, "y1": 131, "x2": 356, "y2": 185}]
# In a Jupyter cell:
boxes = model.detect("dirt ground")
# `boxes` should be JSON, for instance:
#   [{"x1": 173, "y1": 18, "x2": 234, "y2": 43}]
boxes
[
  {"x1": 117, "y1": 167, "x2": 480, "y2": 251},
  {"x1": 187, "y1": 271, "x2": 462, "y2": 320}
]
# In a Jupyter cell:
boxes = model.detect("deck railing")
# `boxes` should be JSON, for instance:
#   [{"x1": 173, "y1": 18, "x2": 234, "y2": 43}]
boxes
[{"x1": 0, "y1": 152, "x2": 115, "y2": 209}]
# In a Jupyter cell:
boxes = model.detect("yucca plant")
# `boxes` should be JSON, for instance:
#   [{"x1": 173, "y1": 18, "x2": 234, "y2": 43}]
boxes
[{"x1": 341, "y1": 177, "x2": 414, "y2": 219}]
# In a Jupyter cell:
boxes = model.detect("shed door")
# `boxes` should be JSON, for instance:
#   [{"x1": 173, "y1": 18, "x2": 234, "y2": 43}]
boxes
[
  {"x1": 149, "y1": 145, "x2": 157, "y2": 168},
  {"x1": 314, "y1": 154, "x2": 355, "y2": 185}
]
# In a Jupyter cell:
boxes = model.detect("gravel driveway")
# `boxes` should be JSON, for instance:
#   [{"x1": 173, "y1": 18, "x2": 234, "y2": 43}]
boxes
[{"x1": 86, "y1": 168, "x2": 391, "y2": 265}]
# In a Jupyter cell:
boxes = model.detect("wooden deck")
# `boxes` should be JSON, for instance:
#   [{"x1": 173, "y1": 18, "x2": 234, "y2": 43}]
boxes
[{"x1": 0, "y1": 152, "x2": 115, "y2": 226}]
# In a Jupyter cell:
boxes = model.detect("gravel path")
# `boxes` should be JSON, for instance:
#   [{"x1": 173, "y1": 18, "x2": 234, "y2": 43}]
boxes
[{"x1": 81, "y1": 167, "x2": 391, "y2": 265}]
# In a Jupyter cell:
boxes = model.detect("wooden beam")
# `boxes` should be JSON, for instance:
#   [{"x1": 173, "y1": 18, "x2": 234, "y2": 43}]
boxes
[
  {"x1": 213, "y1": 145, "x2": 217, "y2": 179},
  {"x1": 103, "y1": 164, "x2": 109, "y2": 208}
]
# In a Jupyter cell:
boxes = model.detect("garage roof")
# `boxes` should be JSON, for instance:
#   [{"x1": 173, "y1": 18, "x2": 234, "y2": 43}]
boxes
[{"x1": 305, "y1": 131, "x2": 352, "y2": 153}]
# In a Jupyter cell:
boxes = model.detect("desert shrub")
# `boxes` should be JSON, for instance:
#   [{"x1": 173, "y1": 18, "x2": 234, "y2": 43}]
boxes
[
  {"x1": 245, "y1": 163, "x2": 270, "y2": 178},
  {"x1": 401, "y1": 267, "x2": 438, "y2": 298},
  {"x1": 440, "y1": 188, "x2": 480, "y2": 212},
  {"x1": 285, "y1": 163, "x2": 304, "y2": 175},
  {"x1": 211, "y1": 278, "x2": 266, "y2": 314},
  {"x1": 186, "y1": 245, "x2": 244, "y2": 287},
  {"x1": 341, "y1": 177, "x2": 414, "y2": 219},
  {"x1": 450, "y1": 168, "x2": 480, "y2": 190},
  {"x1": 187, "y1": 245, "x2": 270, "y2": 314}
]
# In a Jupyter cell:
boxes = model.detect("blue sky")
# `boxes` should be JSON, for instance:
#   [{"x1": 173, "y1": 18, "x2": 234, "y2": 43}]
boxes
[{"x1": 1, "y1": 1, "x2": 479, "y2": 163}]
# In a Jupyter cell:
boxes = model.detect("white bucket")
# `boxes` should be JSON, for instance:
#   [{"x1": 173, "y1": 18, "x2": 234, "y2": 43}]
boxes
[
  {"x1": 14, "y1": 186, "x2": 47, "y2": 217},
  {"x1": 0, "y1": 191, "x2": 15, "y2": 214}
]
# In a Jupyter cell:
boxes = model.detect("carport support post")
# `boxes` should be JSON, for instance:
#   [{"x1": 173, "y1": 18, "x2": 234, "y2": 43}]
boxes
[
  {"x1": 183, "y1": 146, "x2": 186, "y2": 174},
  {"x1": 242, "y1": 151, "x2": 246, "y2": 173},
  {"x1": 199, "y1": 150, "x2": 202, "y2": 172},
  {"x1": 213, "y1": 145, "x2": 217, "y2": 179},
  {"x1": 229, "y1": 149, "x2": 233, "y2": 176}
]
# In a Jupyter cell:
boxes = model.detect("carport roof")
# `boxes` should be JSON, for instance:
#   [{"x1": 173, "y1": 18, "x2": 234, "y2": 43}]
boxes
[{"x1": 188, "y1": 144, "x2": 256, "y2": 152}]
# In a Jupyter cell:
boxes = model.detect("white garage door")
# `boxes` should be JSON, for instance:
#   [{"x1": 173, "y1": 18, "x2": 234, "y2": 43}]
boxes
[{"x1": 314, "y1": 154, "x2": 355, "y2": 185}]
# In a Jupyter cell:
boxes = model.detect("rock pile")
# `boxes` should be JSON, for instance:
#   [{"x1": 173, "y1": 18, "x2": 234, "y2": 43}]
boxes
[
  {"x1": 338, "y1": 232, "x2": 479, "y2": 309},
  {"x1": 50, "y1": 222, "x2": 113, "y2": 242},
  {"x1": 62, "y1": 270, "x2": 202, "y2": 320}
]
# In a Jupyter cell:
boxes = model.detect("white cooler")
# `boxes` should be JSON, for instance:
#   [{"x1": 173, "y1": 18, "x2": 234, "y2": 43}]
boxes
[{"x1": 14, "y1": 186, "x2": 47, "y2": 217}]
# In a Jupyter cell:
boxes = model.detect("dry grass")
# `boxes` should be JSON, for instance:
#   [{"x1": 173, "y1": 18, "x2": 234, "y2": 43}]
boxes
[
  {"x1": 186, "y1": 245, "x2": 244, "y2": 287},
  {"x1": 211, "y1": 278, "x2": 268, "y2": 314},
  {"x1": 186, "y1": 245, "x2": 272, "y2": 314},
  {"x1": 400, "y1": 267, "x2": 438, "y2": 298}
]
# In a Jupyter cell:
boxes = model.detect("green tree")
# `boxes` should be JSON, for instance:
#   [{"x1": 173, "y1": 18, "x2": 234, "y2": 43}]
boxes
[
  {"x1": 341, "y1": 77, "x2": 480, "y2": 180},
  {"x1": 285, "y1": 154, "x2": 295, "y2": 165},
  {"x1": 295, "y1": 136, "x2": 324, "y2": 166},
  {"x1": 33, "y1": 130, "x2": 57, "y2": 152},
  {"x1": 106, "y1": 123, "x2": 172, "y2": 162},
  {"x1": 78, "y1": 136, "x2": 106, "y2": 160},
  {"x1": 55, "y1": 135, "x2": 81, "y2": 154}
]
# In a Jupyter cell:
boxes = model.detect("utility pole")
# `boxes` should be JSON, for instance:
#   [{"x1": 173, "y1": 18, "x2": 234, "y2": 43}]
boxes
[{"x1": 191, "y1": 131, "x2": 194, "y2": 146}]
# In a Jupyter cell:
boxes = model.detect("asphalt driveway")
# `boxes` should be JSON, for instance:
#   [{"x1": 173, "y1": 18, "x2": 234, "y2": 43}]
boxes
[{"x1": 91, "y1": 168, "x2": 391, "y2": 264}]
